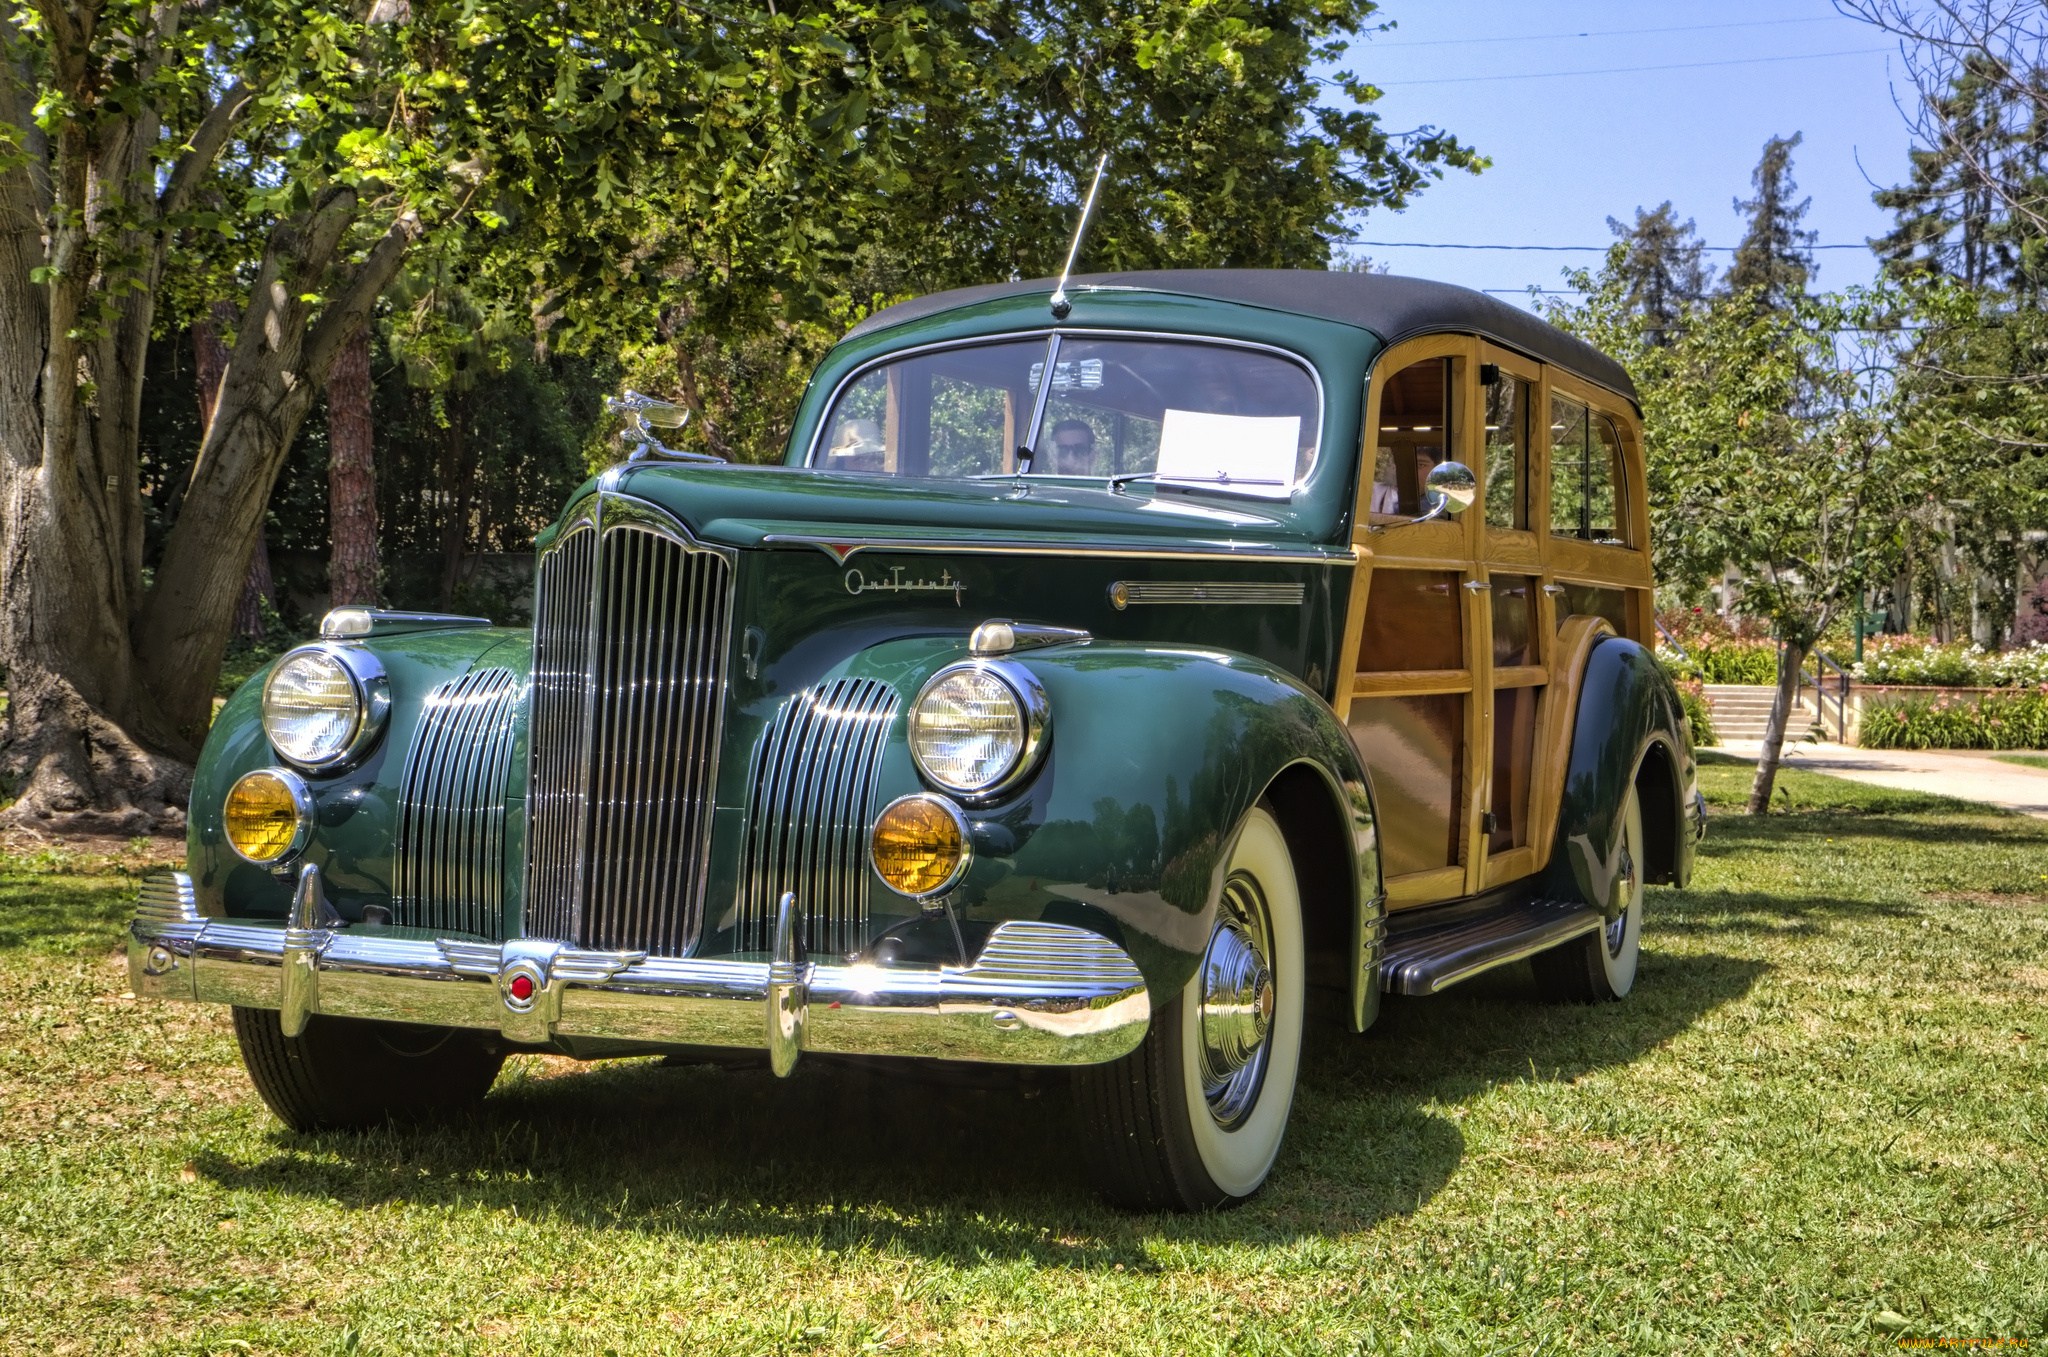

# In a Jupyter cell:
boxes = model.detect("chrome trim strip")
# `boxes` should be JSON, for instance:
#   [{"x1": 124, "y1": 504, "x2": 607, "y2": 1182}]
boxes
[
  {"x1": 801, "y1": 327, "x2": 1328, "y2": 484},
  {"x1": 1108, "y1": 581, "x2": 1308, "y2": 608},
  {"x1": 393, "y1": 666, "x2": 521, "y2": 939},
  {"x1": 129, "y1": 902, "x2": 1151, "y2": 1067},
  {"x1": 760, "y1": 534, "x2": 1352, "y2": 565}
]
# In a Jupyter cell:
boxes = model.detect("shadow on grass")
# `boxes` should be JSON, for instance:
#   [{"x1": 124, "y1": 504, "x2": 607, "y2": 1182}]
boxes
[{"x1": 191, "y1": 945, "x2": 1765, "y2": 1261}]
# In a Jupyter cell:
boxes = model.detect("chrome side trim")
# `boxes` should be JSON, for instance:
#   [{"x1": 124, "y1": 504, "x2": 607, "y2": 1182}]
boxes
[
  {"x1": 738, "y1": 677, "x2": 899, "y2": 954},
  {"x1": 392, "y1": 666, "x2": 522, "y2": 939},
  {"x1": 1109, "y1": 581, "x2": 1307, "y2": 608},
  {"x1": 128, "y1": 898, "x2": 1151, "y2": 1067},
  {"x1": 760, "y1": 534, "x2": 1351, "y2": 565}
]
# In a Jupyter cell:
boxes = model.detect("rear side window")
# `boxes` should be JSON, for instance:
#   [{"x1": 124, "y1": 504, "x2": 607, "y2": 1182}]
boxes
[
  {"x1": 1548, "y1": 395, "x2": 1630, "y2": 545},
  {"x1": 813, "y1": 335, "x2": 1323, "y2": 496}
]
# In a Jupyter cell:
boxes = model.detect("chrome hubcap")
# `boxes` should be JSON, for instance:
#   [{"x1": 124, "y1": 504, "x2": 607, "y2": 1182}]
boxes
[
  {"x1": 1607, "y1": 846, "x2": 1636, "y2": 957},
  {"x1": 1197, "y1": 872, "x2": 1276, "y2": 1130}
]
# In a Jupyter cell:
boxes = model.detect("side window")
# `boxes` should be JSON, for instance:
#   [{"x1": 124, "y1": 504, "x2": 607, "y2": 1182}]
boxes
[
  {"x1": 1548, "y1": 395, "x2": 1632, "y2": 546},
  {"x1": 1548, "y1": 395, "x2": 1589, "y2": 538},
  {"x1": 1590, "y1": 414, "x2": 1629, "y2": 544},
  {"x1": 1484, "y1": 372, "x2": 1530, "y2": 531},
  {"x1": 1370, "y1": 358, "x2": 1451, "y2": 520}
]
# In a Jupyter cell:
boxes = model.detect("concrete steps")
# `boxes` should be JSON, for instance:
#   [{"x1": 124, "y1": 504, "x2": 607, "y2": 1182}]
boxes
[{"x1": 1702, "y1": 684, "x2": 1819, "y2": 742}]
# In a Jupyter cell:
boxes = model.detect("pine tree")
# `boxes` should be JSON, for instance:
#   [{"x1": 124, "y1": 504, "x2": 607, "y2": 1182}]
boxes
[
  {"x1": 1727, "y1": 134, "x2": 1819, "y2": 307},
  {"x1": 1605, "y1": 203, "x2": 1712, "y2": 342},
  {"x1": 1872, "y1": 58, "x2": 2048, "y2": 296}
]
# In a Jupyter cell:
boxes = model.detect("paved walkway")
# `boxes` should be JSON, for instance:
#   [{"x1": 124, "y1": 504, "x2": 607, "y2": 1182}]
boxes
[{"x1": 1713, "y1": 740, "x2": 2048, "y2": 818}]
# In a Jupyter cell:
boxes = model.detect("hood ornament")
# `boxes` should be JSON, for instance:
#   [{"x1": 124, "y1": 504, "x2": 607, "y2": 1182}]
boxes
[{"x1": 606, "y1": 389, "x2": 724, "y2": 464}]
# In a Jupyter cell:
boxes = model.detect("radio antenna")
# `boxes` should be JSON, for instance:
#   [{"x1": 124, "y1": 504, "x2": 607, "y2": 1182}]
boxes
[{"x1": 1049, "y1": 154, "x2": 1109, "y2": 320}]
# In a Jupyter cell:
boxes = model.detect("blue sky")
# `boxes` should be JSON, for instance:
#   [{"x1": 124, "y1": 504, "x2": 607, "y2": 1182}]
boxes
[{"x1": 1328, "y1": 1, "x2": 1916, "y2": 308}]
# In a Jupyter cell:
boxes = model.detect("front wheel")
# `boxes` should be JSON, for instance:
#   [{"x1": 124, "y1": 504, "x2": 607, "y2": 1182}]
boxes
[
  {"x1": 1534, "y1": 781, "x2": 1644, "y2": 1003},
  {"x1": 231, "y1": 1007, "x2": 506, "y2": 1131},
  {"x1": 1074, "y1": 806, "x2": 1306, "y2": 1211}
]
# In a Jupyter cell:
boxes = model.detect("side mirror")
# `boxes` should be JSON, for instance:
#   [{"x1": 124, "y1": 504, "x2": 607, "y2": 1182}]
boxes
[{"x1": 1414, "y1": 461, "x2": 1477, "y2": 523}]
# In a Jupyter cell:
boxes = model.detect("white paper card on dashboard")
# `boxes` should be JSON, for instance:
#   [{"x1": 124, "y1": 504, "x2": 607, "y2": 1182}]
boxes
[{"x1": 1154, "y1": 410, "x2": 1300, "y2": 494}]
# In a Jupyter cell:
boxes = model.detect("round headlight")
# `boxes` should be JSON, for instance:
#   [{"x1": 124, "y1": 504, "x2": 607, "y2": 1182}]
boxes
[
  {"x1": 870, "y1": 795, "x2": 972, "y2": 899},
  {"x1": 223, "y1": 768, "x2": 313, "y2": 865},
  {"x1": 909, "y1": 661, "x2": 1049, "y2": 797},
  {"x1": 262, "y1": 646, "x2": 387, "y2": 770}
]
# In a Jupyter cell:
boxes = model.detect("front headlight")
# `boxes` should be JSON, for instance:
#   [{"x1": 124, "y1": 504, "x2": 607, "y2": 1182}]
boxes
[
  {"x1": 908, "y1": 660, "x2": 1050, "y2": 797},
  {"x1": 262, "y1": 645, "x2": 389, "y2": 771}
]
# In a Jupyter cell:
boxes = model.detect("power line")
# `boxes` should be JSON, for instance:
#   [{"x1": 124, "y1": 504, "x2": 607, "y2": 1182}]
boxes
[
  {"x1": 1340, "y1": 240, "x2": 1873, "y2": 253},
  {"x1": 1368, "y1": 17, "x2": 1843, "y2": 49},
  {"x1": 1377, "y1": 47, "x2": 1891, "y2": 87}
]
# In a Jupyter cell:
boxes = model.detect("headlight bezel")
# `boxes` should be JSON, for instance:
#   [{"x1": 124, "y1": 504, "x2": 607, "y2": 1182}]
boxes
[
  {"x1": 222, "y1": 767, "x2": 315, "y2": 866},
  {"x1": 908, "y1": 658, "x2": 1051, "y2": 800},
  {"x1": 260, "y1": 643, "x2": 391, "y2": 773}
]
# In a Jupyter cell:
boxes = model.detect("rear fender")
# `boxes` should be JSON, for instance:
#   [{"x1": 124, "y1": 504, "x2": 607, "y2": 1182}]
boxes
[{"x1": 1541, "y1": 637, "x2": 1700, "y2": 915}]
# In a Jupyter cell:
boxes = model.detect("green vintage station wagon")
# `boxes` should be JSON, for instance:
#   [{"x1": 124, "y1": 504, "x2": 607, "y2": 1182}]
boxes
[{"x1": 131, "y1": 271, "x2": 1701, "y2": 1210}]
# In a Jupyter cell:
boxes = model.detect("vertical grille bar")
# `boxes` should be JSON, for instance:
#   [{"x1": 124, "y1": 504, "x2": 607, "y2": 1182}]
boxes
[
  {"x1": 525, "y1": 523, "x2": 597, "y2": 943},
  {"x1": 392, "y1": 667, "x2": 521, "y2": 937},
  {"x1": 738, "y1": 678, "x2": 900, "y2": 955}
]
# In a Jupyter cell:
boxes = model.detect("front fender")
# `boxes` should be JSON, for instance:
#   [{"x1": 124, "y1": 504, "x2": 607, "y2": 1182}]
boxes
[
  {"x1": 832, "y1": 637, "x2": 1383, "y2": 1015},
  {"x1": 1542, "y1": 637, "x2": 1699, "y2": 914},
  {"x1": 188, "y1": 628, "x2": 533, "y2": 925}
]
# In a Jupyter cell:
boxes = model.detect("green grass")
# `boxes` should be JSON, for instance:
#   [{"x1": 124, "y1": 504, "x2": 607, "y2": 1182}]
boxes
[
  {"x1": 5, "y1": 772, "x2": 2046, "y2": 1355},
  {"x1": 1993, "y1": 753, "x2": 2048, "y2": 771}
]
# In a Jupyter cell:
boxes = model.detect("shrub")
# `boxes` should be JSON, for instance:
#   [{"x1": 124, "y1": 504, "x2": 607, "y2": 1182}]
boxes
[
  {"x1": 1675, "y1": 679, "x2": 1718, "y2": 747},
  {"x1": 1858, "y1": 688, "x2": 2048, "y2": 750},
  {"x1": 1851, "y1": 637, "x2": 2048, "y2": 688}
]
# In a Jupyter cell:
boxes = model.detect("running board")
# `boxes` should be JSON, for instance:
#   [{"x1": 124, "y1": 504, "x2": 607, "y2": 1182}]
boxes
[{"x1": 1380, "y1": 898, "x2": 1604, "y2": 996}]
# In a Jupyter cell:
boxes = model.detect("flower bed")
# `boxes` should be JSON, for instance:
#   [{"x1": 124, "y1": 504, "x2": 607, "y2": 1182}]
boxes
[
  {"x1": 1849, "y1": 637, "x2": 2048, "y2": 687},
  {"x1": 1674, "y1": 679, "x2": 1720, "y2": 747},
  {"x1": 1858, "y1": 686, "x2": 2048, "y2": 750}
]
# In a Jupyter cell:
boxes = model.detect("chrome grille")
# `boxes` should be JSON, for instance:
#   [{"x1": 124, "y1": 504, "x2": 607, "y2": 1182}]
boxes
[
  {"x1": 524, "y1": 500, "x2": 733, "y2": 956},
  {"x1": 392, "y1": 667, "x2": 521, "y2": 938},
  {"x1": 738, "y1": 678, "x2": 899, "y2": 955}
]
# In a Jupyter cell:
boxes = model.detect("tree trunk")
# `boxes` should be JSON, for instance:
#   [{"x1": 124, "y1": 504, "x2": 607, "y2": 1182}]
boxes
[
  {"x1": 1747, "y1": 641, "x2": 1808, "y2": 814},
  {"x1": 438, "y1": 390, "x2": 471, "y2": 609},
  {"x1": 327, "y1": 327, "x2": 379, "y2": 608},
  {"x1": 197, "y1": 306, "x2": 277, "y2": 640}
]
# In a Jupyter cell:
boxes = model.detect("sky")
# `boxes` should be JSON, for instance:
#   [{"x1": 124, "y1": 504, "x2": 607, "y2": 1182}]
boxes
[{"x1": 1327, "y1": 1, "x2": 1921, "y2": 309}]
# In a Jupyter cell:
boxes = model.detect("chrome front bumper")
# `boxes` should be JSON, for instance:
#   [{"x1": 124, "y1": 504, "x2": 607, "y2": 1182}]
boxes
[{"x1": 127, "y1": 871, "x2": 1151, "y2": 1069}]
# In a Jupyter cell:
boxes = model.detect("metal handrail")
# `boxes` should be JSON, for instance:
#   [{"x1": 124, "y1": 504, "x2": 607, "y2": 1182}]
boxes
[{"x1": 1803, "y1": 648, "x2": 1853, "y2": 742}]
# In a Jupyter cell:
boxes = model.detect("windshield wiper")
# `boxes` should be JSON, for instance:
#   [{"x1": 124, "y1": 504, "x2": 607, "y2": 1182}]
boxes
[{"x1": 1106, "y1": 472, "x2": 1287, "y2": 497}]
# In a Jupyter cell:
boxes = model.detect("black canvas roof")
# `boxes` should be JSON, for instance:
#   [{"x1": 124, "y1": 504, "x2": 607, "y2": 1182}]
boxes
[{"x1": 844, "y1": 269, "x2": 1638, "y2": 404}]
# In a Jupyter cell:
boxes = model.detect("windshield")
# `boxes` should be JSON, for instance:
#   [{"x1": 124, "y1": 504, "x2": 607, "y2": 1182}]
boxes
[{"x1": 810, "y1": 334, "x2": 1323, "y2": 496}]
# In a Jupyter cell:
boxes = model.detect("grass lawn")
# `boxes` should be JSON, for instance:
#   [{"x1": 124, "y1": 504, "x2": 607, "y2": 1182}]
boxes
[
  {"x1": 1994, "y1": 754, "x2": 2048, "y2": 772},
  {"x1": 5, "y1": 762, "x2": 2045, "y2": 1355}
]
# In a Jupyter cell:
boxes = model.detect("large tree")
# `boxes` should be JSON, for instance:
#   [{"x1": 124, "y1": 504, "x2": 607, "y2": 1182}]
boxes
[{"x1": 0, "y1": 0, "x2": 949, "y2": 832}]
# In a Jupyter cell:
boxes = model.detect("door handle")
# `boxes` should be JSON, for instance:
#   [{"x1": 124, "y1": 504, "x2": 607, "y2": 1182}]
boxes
[
  {"x1": 1463, "y1": 579, "x2": 1488, "y2": 593},
  {"x1": 1543, "y1": 584, "x2": 1566, "y2": 596}
]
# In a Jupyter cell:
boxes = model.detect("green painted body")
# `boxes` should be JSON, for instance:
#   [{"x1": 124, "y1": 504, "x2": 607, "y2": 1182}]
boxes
[{"x1": 187, "y1": 281, "x2": 1692, "y2": 1040}]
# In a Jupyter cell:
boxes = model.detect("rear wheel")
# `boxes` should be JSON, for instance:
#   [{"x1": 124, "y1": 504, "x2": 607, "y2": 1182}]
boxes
[
  {"x1": 1074, "y1": 806, "x2": 1305, "y2": 1210},
  {"x1": 231, "y1": 1007, "x2": 506, "y2": 1131},
  {"x1": 1535, "y1": 782, "x2": 1644, "y2": 1003}
]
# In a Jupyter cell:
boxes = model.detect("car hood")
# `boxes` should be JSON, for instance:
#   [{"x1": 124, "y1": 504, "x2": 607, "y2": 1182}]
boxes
[{"x1": 578, "y1": 462, "x2": 1347, "y2": 557}]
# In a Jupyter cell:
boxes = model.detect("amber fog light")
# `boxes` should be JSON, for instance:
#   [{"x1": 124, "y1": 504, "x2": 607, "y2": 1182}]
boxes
[
  {"x1": 870, "y1": 794, "x2": 972, "y2": 899},
  {"x1": 223, "y1": 768, "x2": 313, "y2": 865}
]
